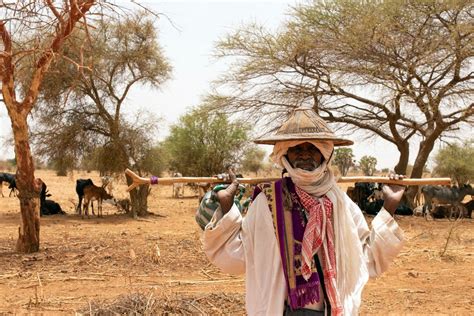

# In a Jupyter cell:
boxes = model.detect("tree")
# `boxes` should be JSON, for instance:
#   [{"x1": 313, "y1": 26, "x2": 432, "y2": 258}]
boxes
[
  {"x1": 31, "y1": 13, "x2": 171, "y2": 217},
  {"x1": 164, "y1": 107, "x2": 249, "y2": 176},
  {"x1": 333, "y1": 148, "x2": 354, "y2": 176},
  {"x1": 209, "y1": 0, "x2": 473, "y2": 188},
  {"x1": 1, "y1": 0, "x2": 98, "y2": 253},
  {"x1": 359, "y1": 156, "x2": 377, "y2": 176},
  {"x1": 433, "y1": 140, "x2": 474, "y2": 185},
  {"x1": 241, "y1": 146, "x2": 266, "y2": 176}
]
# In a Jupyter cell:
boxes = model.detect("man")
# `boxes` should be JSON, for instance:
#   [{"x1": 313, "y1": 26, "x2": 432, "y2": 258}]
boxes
[{"x1": 201, "y1": 108, "x2": 405, "y2": 315}]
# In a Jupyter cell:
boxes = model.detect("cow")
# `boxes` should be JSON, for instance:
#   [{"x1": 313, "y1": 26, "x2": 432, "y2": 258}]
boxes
[
  {"x1": 430, "y1": 204, "x2": 452, "y2": 219},
  {"x1": 422, "y1": 184, "x2": 474, "y2": 219},
  {"x1": 348, "y1": 182, "x2": 377, "y2": 211},
  {"x1": 462, "y1": 200, "x2": 474, "y2": 219},
  {"x1": 41, "y1": 200, "x2": 65, "y2": 216},
  {"x1": 426, "y1": 201, "x2": 472, "y2": 220},
  {"x1": 0, "y1": 172, "x2": 16, "y2": 197},
  {"x1": 172, "y1": 172, "x2": 184, "y2": 198},
  {"x1": 76, "y1": 179, "x2": 94, "y2": 214},
  {"x1": 82, "y1": 183, "x2": 115, "y2": 218},
  {"x1": 350, "y1": 183, "x2": 413, "y2": 216},
  {"x1": 7, "y1": 178, "x2": 17, "y2": 197},
  {"x1": 38, "y1": 180, "x2": 65, "y2": 216},
  {"x1": 367, "y1": 184, "x2": 383, "y2": 202}
]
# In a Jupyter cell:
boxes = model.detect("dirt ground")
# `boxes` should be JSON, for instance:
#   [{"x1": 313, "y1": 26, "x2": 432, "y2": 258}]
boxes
[{"x1": 0, "y1": 170, "x2": 472, "y2": 315}]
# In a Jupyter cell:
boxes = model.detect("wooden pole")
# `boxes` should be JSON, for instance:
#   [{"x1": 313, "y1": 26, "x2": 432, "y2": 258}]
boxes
[{"x1": 124, "y1": 169, "x2": 451, "y2": 192}]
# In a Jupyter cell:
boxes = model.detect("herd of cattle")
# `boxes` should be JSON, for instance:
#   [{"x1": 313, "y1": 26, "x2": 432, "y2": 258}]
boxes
[
  {"x1": 346, "y1": 182, "x2": 474, "y2": 220},
  {"x1": 0, "y1": 172, "x2": 120, "y2": 218},
  {"x1": 1, "y1": 171, "x2": 473, "y2": 220}
]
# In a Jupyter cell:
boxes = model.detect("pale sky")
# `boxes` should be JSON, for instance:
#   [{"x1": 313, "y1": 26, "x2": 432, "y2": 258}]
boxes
[{"x1": 0, "y1": 0, "x2": 440, "y2": 169}]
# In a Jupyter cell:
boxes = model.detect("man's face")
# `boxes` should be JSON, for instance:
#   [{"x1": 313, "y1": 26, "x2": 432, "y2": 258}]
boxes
[{"x1": 286, "y1": 142, "x2": 323, "y2": 171}]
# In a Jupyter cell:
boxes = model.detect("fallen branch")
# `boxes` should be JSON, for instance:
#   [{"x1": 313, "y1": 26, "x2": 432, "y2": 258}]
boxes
[
  {"x1": 124, "y1": 168, "x2": 451, "y2": 192},
  {"x1": 163, "y1": 278, "x2": 244, "y2": 285}
]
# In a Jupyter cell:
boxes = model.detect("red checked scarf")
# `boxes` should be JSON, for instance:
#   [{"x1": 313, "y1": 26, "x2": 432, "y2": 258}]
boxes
[{"x1": 295, "y1": 186, "x2": 343, "y2": 316}]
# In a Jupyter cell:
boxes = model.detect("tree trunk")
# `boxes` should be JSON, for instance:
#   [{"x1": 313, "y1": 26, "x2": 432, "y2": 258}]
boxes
[
  {"x1": 405, "y1": 134, "x2": 441, "y2": 208},
  {"x1": 125, "y1": 173, "x2": 150, "y2": 217},
  {"x1": 394, "y1": 141, "x2": 409, "y2": 175},
  {"x1": 411, "y1": 137, "x2": 438, "y2": 179},
  {"x1": 10, "y1": 114, "x2": 41, "y2": 253}
]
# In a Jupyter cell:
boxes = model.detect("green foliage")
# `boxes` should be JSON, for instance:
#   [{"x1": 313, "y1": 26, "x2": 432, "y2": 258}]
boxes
[
  {"x1": 359, "y1": 155, "x2": 377, "y2": 176},
  {"x1": 52, "y1": 156, "x2": 75, "y2": 176},
  {"x1": 139, "y1": 144, "x2": 169, "y2": 177},
  {"x1": 164, "y1": 108, "x2": 249, "y2": 176},
  {"x1": 333, "y1": 148, "x2": 354, "y2": 176},
  {"x1": 241, "y1": 146, "x2": 266, "y2": 175},
  {"x1": 433, "y1": 141, "x2": 474, "y2": 185}
]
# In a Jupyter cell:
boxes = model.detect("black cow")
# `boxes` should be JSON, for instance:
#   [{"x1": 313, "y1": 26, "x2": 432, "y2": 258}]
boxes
[
  {"x1": 349, "y1": 182, "x2": 377, "y2": 211},
  {"x1": 352, "y1": 183, "x2": 413, "y2": 216},
  {"x1": 0, "y1": 172, "x2": 16, "y2": 197},
  {"x1": 76, "y1": 179, "x2": 94, "y2": 214},
  {"x1": 39, "y1": 181, "x2": 65, "y2": 216},
  {"x1": 463, "y1": 200, "x2": 474, "y2": 219}
]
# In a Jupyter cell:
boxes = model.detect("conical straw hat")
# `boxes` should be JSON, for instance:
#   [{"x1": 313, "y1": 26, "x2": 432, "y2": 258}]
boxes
[{"x1": 254, "y1": 108, "x2": 353, "y2": 146}]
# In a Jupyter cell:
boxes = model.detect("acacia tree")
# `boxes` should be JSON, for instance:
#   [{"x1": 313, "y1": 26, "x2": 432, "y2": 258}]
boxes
[
  {"x1": 164, "y1": 107, "x2": 249, "y2": 176},
  {"x1": 209, "y1": 0, "x2": 473, "y2": 193},
  {"x1": 32, "y1": 13, "x2": 171, "y2": 217},
  {"x1": 241, "y1": 146, "x2": 266, "y2": 176},
  {"x1": 0, "y1": 0, "x2": 100, "y2": 253},
  {"x1": 334, "y1": 148, "x2": 354, "y2": 176},
  {"x1": 359, "y1": 156, "x2": 378, "y2": 176},
  {"x1": 433, "y1": 140, "x2": 474, "y2": 185}
]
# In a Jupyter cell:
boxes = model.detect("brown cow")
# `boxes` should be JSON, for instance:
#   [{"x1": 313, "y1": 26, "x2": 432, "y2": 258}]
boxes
[{"x1": 82, "y1": 184, "x2": 115, "y2": 218}]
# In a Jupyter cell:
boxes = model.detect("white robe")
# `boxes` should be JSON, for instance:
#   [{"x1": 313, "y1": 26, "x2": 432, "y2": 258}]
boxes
[{"x1": 203, "y1": 192, "x2": 405, "y2": 316}]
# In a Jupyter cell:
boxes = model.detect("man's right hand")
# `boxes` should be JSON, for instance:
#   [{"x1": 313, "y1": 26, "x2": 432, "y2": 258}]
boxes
[{"x1": 216, "y1": 168, "x2": 239, "y2": 214}]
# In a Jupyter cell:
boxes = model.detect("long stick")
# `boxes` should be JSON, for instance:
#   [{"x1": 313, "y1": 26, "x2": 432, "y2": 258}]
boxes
[{"x1": 124, "y1": 169, "x2": 451, "y2": 192}]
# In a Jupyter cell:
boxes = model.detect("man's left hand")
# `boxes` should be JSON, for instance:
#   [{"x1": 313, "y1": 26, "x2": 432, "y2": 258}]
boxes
[{"x1": 382, "y1": 174, "x2": 406, "y2": 216}]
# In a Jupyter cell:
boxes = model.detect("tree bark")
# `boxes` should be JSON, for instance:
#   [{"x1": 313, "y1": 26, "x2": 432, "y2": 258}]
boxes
[
  {"x1": 10, "y1": 114, "x2": 41, "y2": 253},
  {"x1": 394, "y1": 141, "x2": 409, "y2": 175},
  {"x1": 411, "y1": 137, "x2": 438, "y2": 180},
  {"x1": 405, "y1": 133, "x2": 442, "y2": 208},
  {"x1": 126, "y1": 173, "x2": 150, "y2": 217}
]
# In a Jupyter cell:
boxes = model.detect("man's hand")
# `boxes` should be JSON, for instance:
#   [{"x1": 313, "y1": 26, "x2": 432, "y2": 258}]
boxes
[
  {"x1": 382, "y1": 173, "x2": 406, "y2": 216},
  {"x1": 216, "y1": 167, "x2": 240, "y2": 214}
]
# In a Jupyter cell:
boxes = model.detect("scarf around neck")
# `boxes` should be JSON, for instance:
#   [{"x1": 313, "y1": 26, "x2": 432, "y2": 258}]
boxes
[{"x1": 255, "y1": 178, "x2": 322, "y2": 309}]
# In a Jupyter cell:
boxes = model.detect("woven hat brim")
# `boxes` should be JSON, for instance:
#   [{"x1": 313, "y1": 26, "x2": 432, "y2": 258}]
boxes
[{"x1": 254, "y1": 134, "x2": 353, "y2": 146}]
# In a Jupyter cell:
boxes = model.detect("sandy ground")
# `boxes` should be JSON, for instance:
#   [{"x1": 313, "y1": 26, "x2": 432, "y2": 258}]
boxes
[{"x1": 0, "y1": 169, "x2": 472, "y2": 315}]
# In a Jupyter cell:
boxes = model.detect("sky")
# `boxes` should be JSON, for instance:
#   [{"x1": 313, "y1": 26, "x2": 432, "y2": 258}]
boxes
[{"x1": 0, "y1": 0, "x2": 442, "y2": 169}]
